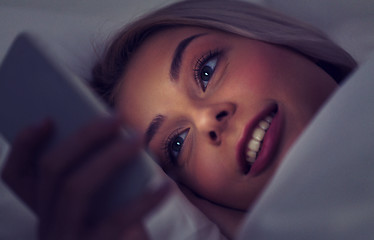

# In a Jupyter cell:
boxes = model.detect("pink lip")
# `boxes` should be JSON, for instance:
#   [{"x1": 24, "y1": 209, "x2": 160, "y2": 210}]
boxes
[{"x1": 236, "y1": 103, "x2": 281, "y2": 176}]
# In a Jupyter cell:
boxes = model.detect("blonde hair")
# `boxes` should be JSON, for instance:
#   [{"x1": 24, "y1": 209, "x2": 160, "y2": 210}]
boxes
[{"x1": 91, "y1": 0, "x2": 357, "y2": 105}]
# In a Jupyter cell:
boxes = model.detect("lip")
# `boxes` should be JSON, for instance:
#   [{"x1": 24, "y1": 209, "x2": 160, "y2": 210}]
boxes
[{"x1": 236, "y1": 103, "x2": 281, "y2": 176}]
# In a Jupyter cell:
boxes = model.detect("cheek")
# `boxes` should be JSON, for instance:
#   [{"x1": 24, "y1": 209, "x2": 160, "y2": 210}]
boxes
[
  {"x1": 184, "y1": 147, "x2": 262, "y2": 209},
  {"x1": 274, "y1": 60, "x2": 337, "y2": 121},
  {"x1": 227, "y1": 54, "x2": 279, "y2": 99},
  {"x1": 185, "y1": 145, "x2": 235, "y2": 198}
]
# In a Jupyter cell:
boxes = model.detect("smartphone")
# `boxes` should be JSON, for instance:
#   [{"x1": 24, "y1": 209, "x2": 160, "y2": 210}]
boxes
[{"x1": 0, "y1": 33, "x2": 157, "y2": 220}]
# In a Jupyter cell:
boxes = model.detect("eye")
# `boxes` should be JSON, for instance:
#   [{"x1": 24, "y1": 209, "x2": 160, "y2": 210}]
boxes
[
  {"x1": 166, "y1": 129, "x2": 189, "y2": 164},
  {"x1": 194, "y1": 50, "x2": 220, "y2": 91},
  {"x1": 200, "y1": 58, "x2": 217, "y2": 89}
]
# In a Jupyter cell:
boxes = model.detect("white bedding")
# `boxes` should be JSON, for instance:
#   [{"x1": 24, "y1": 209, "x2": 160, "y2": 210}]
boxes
[
  {"x1": 1, "y1": 1, "x2": 374, "y2": 239},
  {"x1": 238, "y1": 51, "x2": 374, "y2": 240}
]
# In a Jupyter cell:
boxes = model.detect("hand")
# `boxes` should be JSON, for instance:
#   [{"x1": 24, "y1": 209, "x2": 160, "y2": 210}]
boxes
[
  {"x1": 1, "y1": 118, "x2": 52, "y2": 211},
  {"x1": 1, "y1": 117, "x2": 170, "y2": 240}
]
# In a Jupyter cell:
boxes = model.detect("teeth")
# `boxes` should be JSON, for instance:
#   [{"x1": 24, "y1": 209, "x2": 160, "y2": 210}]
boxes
[
  {"x1": 252, "y1": 127, "x2": 265, "y2": 141},
  {"x1": 245, "y1": 113, "x2": 274, "y2": 164},
  {"x1": 259, "y1": 120, "x2": 270, "y2": 130},
  {"x1": 246, "y1": 156, "x2": 256, "y2": 164},
  {"x1": 247, "y1": 150, "x2": 257, "y2": 158},
  {"x1": 265, "y1": 116, "x2": 273, "y2": 123},
  {"x1": 246, "y1": 150, "x2": 257, "y2": 164},
  {"x1": 248, "y1": 139, "x2": 260, "y2": 152}
]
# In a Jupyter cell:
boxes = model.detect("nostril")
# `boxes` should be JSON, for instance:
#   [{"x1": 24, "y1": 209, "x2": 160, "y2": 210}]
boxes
[
  {"x1": 216, "y1": 111, "x2": 228, "y2": 121},
  {"x1": 209, "y1": 131, "x2": 217, "y2": 140}
]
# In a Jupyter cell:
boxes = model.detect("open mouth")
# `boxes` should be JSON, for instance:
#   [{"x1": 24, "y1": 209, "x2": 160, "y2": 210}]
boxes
[
  {"x1": 245, "y1": 113, "x2": 275, "y2": 164},
  {"x1": 237, "y1": 104, "x2": 280, "y2": 175}
]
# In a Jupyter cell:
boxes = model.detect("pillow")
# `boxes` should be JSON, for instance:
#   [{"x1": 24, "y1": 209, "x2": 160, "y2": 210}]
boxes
[{"x1": 262, "y1": 0, "x2": 374, "y2": 62}]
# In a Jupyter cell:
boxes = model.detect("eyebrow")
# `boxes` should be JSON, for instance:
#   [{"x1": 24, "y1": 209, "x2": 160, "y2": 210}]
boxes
[
  {"x1": 145, "y1": 34, "x2": 206, "y2": 145},
  {"x1": 170, "y1": 33, "x2": 206, "y2": 80},
  {"x1": 145, "y1": 114, "x2": 165, "y2": 146}
]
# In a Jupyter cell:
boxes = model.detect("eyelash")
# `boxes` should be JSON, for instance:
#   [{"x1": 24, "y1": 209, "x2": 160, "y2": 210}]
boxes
[
  {"x1": 193, "y1": 49, "x2": 222, "y2": 91},
  {"x1": 161, "y1": 49, "x2": 222, "y2": 167},
  {"x1": 163, "y1": 128, "x2": 189, "y2": 166}
]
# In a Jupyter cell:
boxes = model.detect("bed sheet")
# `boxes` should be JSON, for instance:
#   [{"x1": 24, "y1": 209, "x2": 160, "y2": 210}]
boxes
[
  {"x1": 1, "y1": 1, "x2": 374, "y2": 239},
  {"x1": 238, "y1": 51, "x2": 374, "y2": 240}
]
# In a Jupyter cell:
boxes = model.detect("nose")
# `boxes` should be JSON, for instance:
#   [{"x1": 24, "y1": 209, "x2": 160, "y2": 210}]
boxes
[{"x1": 196, "y1": 102, "x2": 236, "y2": 145}]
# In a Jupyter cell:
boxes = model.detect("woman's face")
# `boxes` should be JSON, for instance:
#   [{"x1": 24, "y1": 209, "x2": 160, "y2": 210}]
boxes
[{"x1": 116, "y1": 27, "x2": 337, "y2": 210}]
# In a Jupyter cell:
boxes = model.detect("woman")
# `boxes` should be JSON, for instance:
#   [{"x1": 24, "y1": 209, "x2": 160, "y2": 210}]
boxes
[{"x1": 1, "y1": 0, "x2": 356, "y2": 239}]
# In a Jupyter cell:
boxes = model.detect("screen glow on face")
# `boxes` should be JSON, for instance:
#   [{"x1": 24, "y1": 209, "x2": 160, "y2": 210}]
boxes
[{"x1": 117, "y1": 27, "x2": 337, "y2": 210}]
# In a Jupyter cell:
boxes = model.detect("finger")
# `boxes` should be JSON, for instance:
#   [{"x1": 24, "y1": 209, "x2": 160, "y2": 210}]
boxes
[
  {"x1": 2, "y1": 119, "x2": 53, "y2": 181},
  {"x1": 91, "y1": 223, "x2": 149, "y2": 240},
  {"x1": 87, "y1": 182, "x2": 170, "y2": 240},
  {"x1": 37, "y1": 117, "x2": 121, "y2": 216},
  {"x1": 120, "y1": 223, "x2": 149, "y2": 240},
  {"x1": 46, "y1": 138, "x2": 141, "y2": 236},
  {"x1": 38, "y1": 136, "x2": 144, "y2": 239},
  {"x1": 1, "y1": 119, "x2": 53, "y2": 210},
  {"x1": 38, "y1": 116, "x2": 122, "y2": 183}
]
